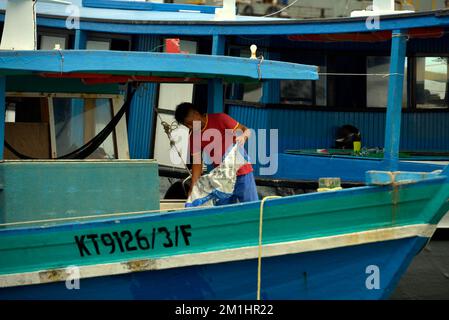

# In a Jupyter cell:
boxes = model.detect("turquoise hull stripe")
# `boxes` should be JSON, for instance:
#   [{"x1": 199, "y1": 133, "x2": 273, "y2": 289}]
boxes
[{"x1": 0, "y1": 237, "x2": 429, "y2": 300}]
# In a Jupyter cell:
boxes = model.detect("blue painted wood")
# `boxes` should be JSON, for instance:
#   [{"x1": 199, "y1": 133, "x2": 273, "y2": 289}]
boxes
[
  {"x1": 261, "y1": 52, "x2": 281, "y2": 104},
  {"x1": 128, "y1": 35, "x2": 160, "y2": 159},
  {"x1": 208, "y1": 35, "x2": 226, "y2": 114},
  {"x1": 0, "y1": 76, "x2": 5, "y2": 160},
  {"x1": 0, "y1": 51, "x2": 318, "y2": 81},
  {"x1": 82, "y1": 0, "x2": 218, "y2": 14},
  {"x1": 21, "y1": 12, "x2": 449, "y2": 36},
  {"x1": 211, "y1": 34, "x2": 225, "y2": 56},
  {"x1": 0, "y1": 237, "x2": 429, "y2": 300},
  {"x1": 268, "y1": 153, "x2": 444, "y2": 183},
  {"x1": 383, "y1": 30, "x2": 407, "y2": 171},
  {"x1": 442, "y1": 165, "x2": 449, "y2": 177},
  {"x1": 366, "y1": 170, "x2": 442, "y2": 186},
  {"x1": 74, "y1": 30, "x2": 87, "y2": 50},
  {"x1": 0, "y1": 161, "x2": 160, "y2": 225},
  {"x1": 228, "y1": 105, "x2": 449, "y2": 153}
]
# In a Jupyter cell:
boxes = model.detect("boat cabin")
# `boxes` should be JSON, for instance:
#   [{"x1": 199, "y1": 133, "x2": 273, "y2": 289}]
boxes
[{"x1": 0, "y1": 0, "x2": 448, "y2": 226}]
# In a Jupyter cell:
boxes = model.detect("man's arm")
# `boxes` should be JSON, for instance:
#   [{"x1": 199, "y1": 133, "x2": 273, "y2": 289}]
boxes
[
  {"x1": 235, "y1": 123, "x2": 251, "y2": 146},
  {"x1": 188, "y1": 153, "x2": 203, "y2": 197}
]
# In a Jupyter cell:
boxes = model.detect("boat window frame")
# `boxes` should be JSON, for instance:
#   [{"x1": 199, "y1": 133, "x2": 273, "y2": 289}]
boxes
[
  {"x1": 409, "y1": 53, "x2": 449, "y2": 110},
  {"x1": 5, "y1": 92, "x2": 130, "y2": 159},
  {"x1": 37, "y1": 28, "x2": 72, "y2": 50},
  {"x1": 84, "y1": 31, "x2": 132, "y2": 51},
  {"x1": 224, "y1": 47, "x2": 449, "y2": 113}
]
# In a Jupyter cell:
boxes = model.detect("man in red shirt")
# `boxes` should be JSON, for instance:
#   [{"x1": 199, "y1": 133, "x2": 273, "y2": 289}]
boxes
[{"x1": 174, "y1": 102, "x2": 259, "y2": 204}]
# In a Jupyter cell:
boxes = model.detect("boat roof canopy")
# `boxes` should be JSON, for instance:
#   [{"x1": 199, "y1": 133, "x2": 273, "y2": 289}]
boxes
[
  {"x1": 1, "y1": 0, "x2": 449, "y2": 36},
  {"x1": 1, "y1": 1, "x2": 449, "y2": 37},
  {"x1": 0, "y1": 50, "x2": 319, "y2": 83}
]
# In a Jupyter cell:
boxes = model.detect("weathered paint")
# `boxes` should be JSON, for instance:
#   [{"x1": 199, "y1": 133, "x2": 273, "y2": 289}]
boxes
[
  {"x1": 0, "y1": 51, "x2": 318, "y2": 82},
  {"x1": 0, "y1": 175, "x2": 448, "y2": 277},
  {"x1": 0, "y1": 160, "x2": 160, "y2": 224},
  {"x1": 0, "y1": 224, "x2": 436, "y2": 288},
  {"x1": 1, "y1": 7, "x2": 448, "y2": 36},
  {"x1": 366, "y1": 170, "x2": 443, "y2": 186},
  {"x1": 384, "y1": 30, "x2": 408, "y2": 171},
  {"x1": 0, "y1": 236, "x2": 429, "y2": 300}
]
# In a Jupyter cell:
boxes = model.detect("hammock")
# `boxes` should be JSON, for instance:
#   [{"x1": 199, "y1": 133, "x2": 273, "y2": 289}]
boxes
[{"x1": 4, "y1": 85, "x2": 137, "y2": 160}]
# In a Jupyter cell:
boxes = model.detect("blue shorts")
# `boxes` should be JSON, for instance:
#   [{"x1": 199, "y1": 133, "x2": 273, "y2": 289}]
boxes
[{"x1": 216, "y1": 171, "x2": 259, "y2": 205}]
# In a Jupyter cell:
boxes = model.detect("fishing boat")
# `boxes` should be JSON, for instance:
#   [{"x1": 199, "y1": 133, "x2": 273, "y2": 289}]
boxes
[{"x1": 0, "y1": 0, "x2": 449, "y2": 300}]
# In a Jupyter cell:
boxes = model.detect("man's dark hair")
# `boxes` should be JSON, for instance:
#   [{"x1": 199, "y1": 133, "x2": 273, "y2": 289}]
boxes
[{"x1": 175, "y1": 102, "x2": 200, "y2": 124}]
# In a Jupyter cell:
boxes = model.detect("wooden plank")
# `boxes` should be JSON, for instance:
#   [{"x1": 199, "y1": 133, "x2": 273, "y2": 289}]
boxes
[
  {"x1": 112, "y1": 96, "x2": 130, "y2": 159},
  {"x1": 0, "y1": 51, "x2": 319, "y2": 81},
  {"x1": 83, "y1": 98, "x2": 96, "y2": 144},
  {"x1": 383, "y1": 30, "x2": 407, "y2": 171},
  {"x1": 47, "y1": 98, "x2": 57, "y2": 159},
  {"x1": 366, "y1": 170, "x2": 443, "y2": 185},
  {"x1": 0, "y1": 77, "x2": 4, "y2": 159},
  {"x1": 4, "y1": 123, "x2": 51, "y2": 159}
]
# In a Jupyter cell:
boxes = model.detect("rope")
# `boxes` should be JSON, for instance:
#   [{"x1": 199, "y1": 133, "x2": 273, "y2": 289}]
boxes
[
  {"x1": 257, "y1": 55, "x2": 264, "y2": 80},
  {"x1": 257, "y1": 195, "x2": 281, "y2": 300},
  {"x1": 154, "y1": 108, "x2": 192, "y2": 176},
  {"x1": 57, "y1": 49, "x2": 64, "y2": 74}
]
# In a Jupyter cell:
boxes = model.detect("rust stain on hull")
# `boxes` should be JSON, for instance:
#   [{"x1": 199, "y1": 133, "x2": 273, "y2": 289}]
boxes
[
  {"x1": 39, "y1": 268, "x2": 67, "y2": 283},
  {"x1": 123, "y1": 259, "x2": 157, "y2": 272}
]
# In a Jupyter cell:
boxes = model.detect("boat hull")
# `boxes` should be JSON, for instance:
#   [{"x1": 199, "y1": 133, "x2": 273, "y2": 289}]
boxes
[{"x1": 0, "y1": 236, "x2": 428, "y2": 300}]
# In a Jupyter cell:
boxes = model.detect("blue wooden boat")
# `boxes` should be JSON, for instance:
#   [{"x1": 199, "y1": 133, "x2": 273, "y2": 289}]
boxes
[{"x1": 0, "y1": 0, "x2": 449, "y2": 300}]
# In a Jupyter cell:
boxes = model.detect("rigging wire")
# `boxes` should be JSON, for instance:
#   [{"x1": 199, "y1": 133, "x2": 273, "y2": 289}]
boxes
[{"x1": 262, "y1": 0, "x2": 300, "y2": 18}]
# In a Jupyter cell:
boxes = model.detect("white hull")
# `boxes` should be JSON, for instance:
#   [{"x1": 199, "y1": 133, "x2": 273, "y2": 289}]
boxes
[{"x1": 438, "y1": 212, "x2": 449, "y2": 229}]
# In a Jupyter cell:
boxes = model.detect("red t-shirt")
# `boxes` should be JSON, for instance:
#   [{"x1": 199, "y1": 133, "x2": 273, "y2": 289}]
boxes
[{"x1": 189, "y1": 113, "x2": 253, "y2": 176}]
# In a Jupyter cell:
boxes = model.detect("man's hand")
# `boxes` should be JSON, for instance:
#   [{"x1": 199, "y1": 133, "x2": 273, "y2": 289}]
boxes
[
  {"x1": 235, "y1": 135, "x2": 247, "y2": 147},
  {"x1": 235, "y1": 123, "x2": 251, "y2": 147},
  {"x1": 188, "y1": 162, "x2": 203, "y2": 199}
]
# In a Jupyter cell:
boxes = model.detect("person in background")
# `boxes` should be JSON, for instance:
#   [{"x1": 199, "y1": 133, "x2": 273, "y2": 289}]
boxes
[{"x1": 174, "y1": 102, "x2": 259, "y2": 205}]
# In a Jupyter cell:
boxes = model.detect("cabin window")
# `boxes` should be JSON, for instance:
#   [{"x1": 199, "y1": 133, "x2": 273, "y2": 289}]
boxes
[
  {"x1": 5, "y1": 97, "x2": 44, "y2": 123},
  {"x1": 84, "y1": 33, "x2": 132, "y2": 51},
  {"x1": 279, "y1": 55, "x2": 326, "y2": 106},
  {"x1": 39, "y1": 35, "x2": 68, "y2": 50},
  {"x1": 415, "y1": 57, "x2": 449, "y2": 109},
  {"x1": 86, "y1": 40, "x2": 111, "y2": 50},
  {"x1": 243, "y1": 82, "x2": 263, "y2": 103},
  {"x1": 4, "y1": 94, "x2": 128, "y2": 160},
  {"x1": 4, "y1": 97, "x2": 51, "y2": 159},
  {"x1": 52, "y1": 98, "x2": 117, "y2": 159},
  {"x1": 280, "y1": 80, "x2": 313, "y2": 105},
  {"x1": 366, "y1": 56, "x2": 408, "y2": 108}
]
